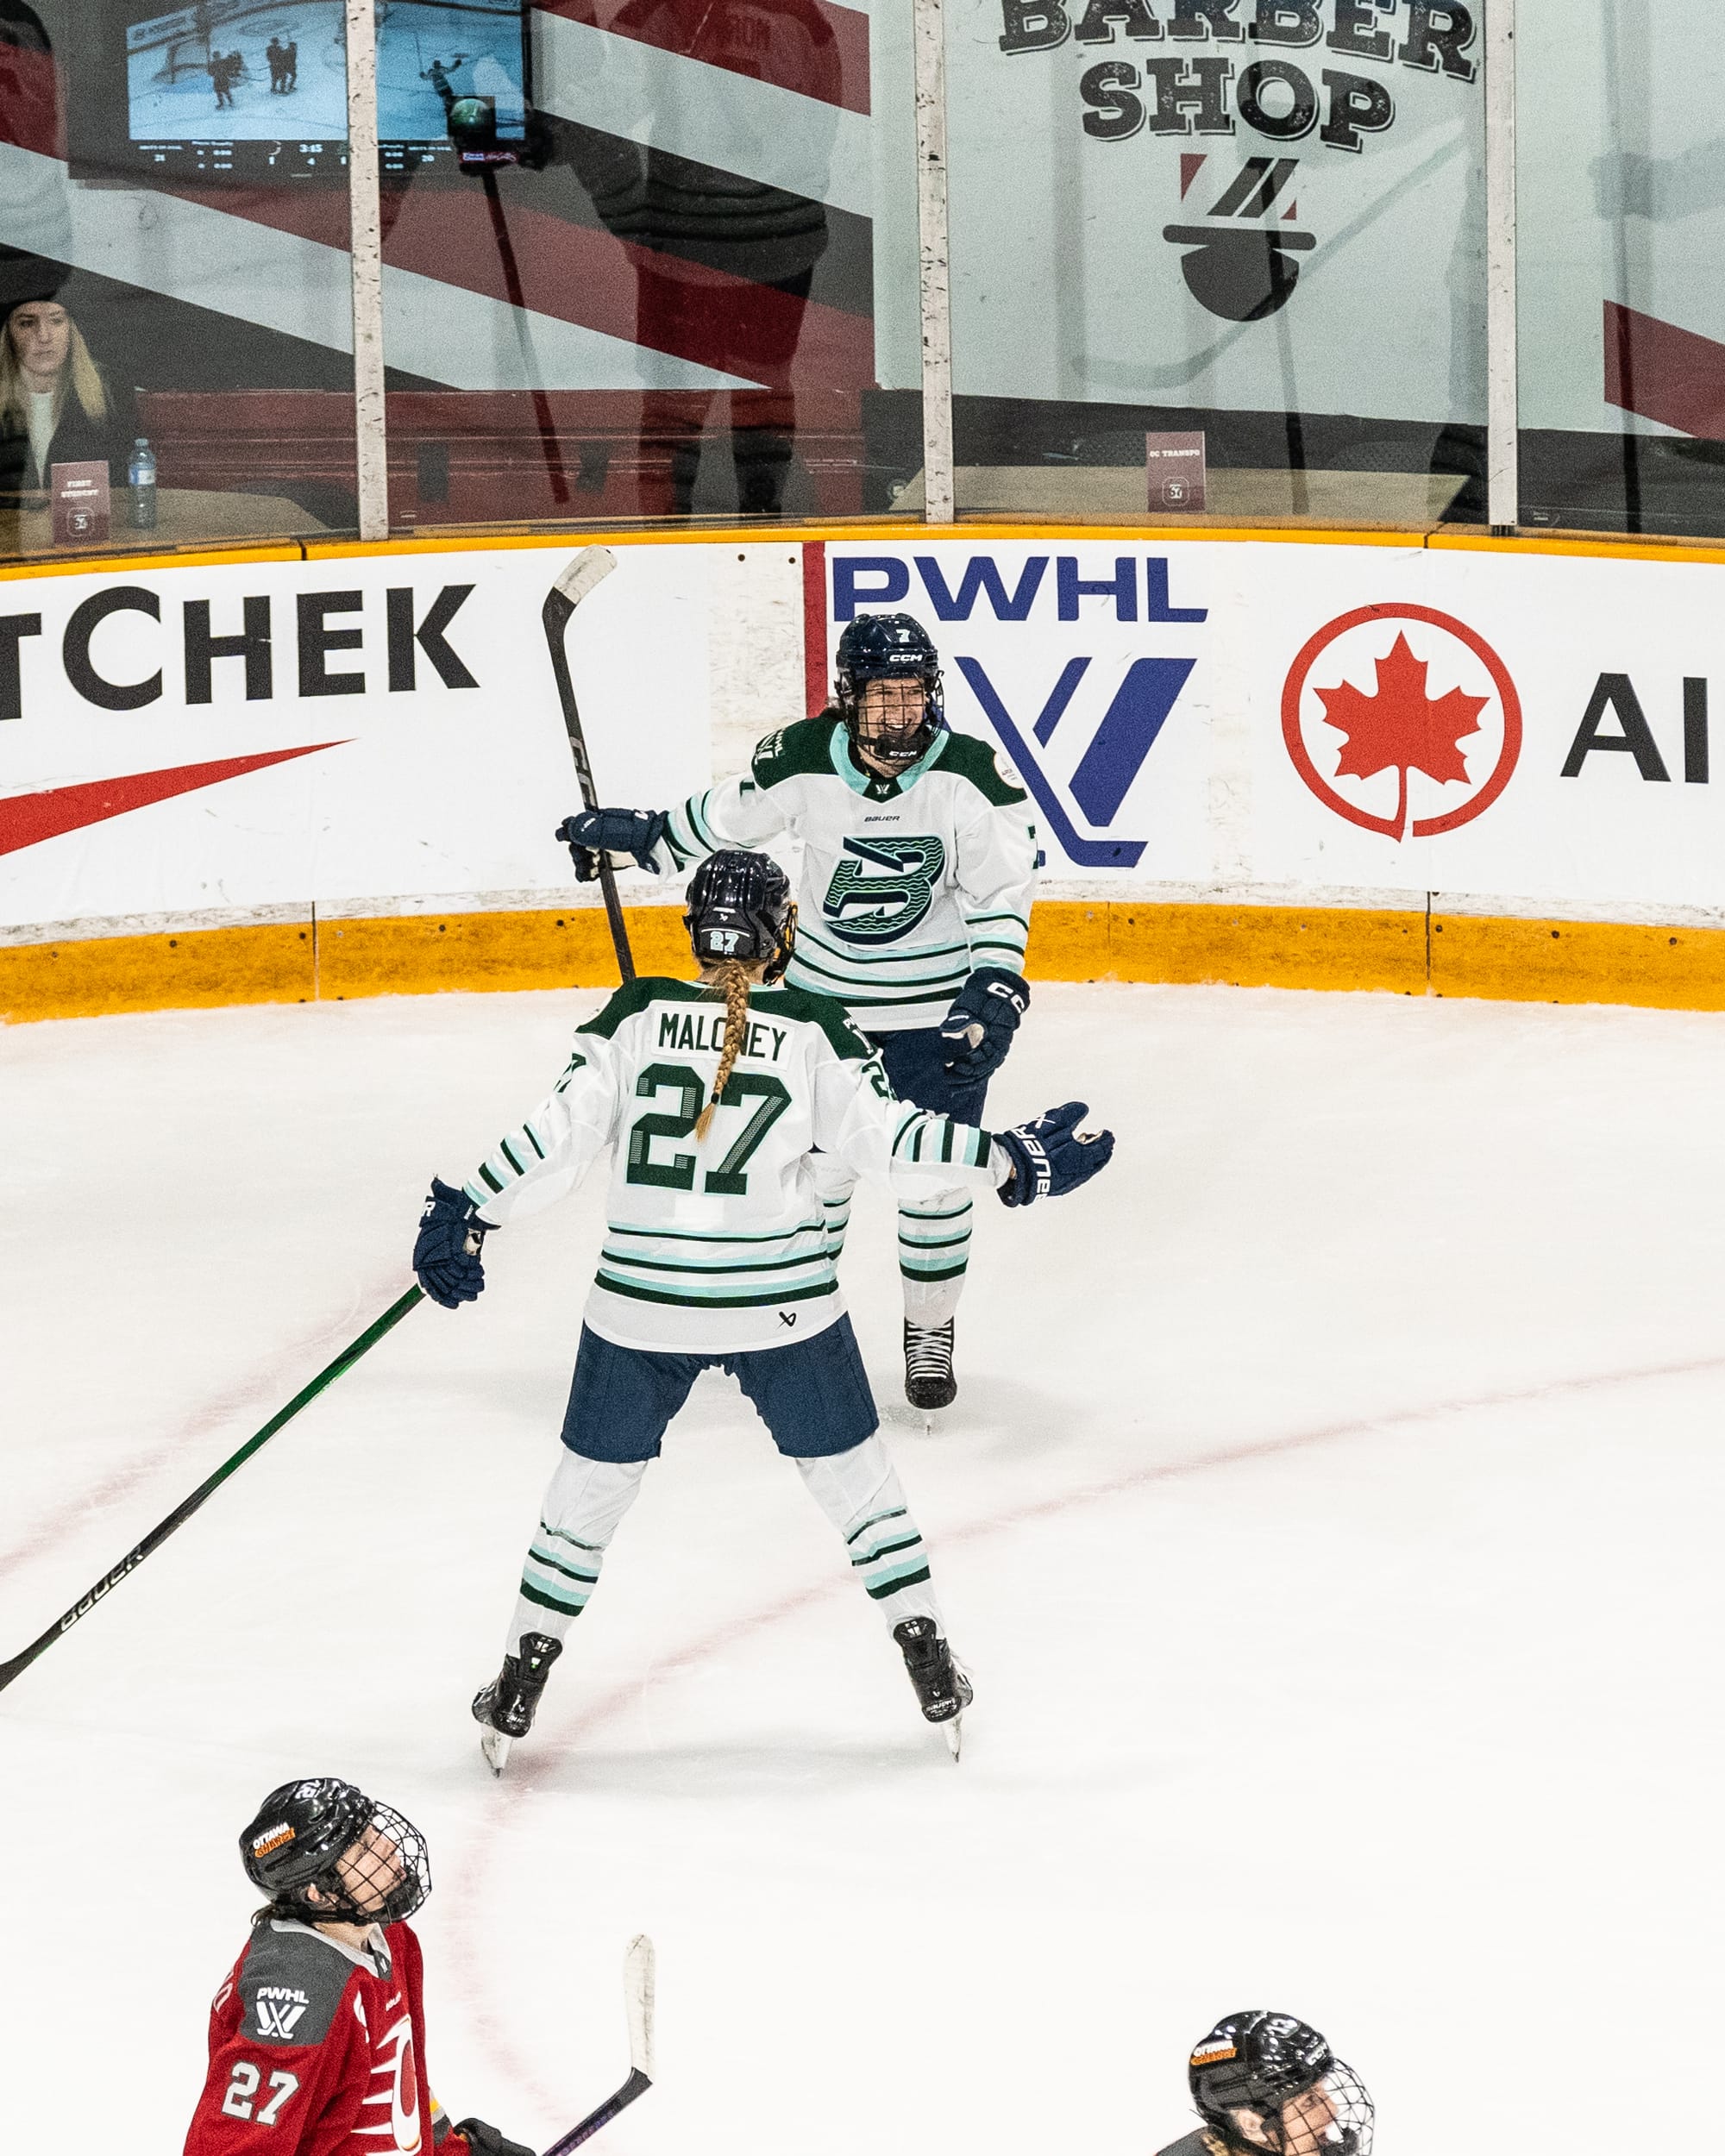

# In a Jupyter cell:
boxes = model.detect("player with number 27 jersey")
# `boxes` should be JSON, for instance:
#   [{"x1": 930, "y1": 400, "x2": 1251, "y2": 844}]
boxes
[{"x1": 187, "y1": 1919, "x2": 448, "y2": 2156}]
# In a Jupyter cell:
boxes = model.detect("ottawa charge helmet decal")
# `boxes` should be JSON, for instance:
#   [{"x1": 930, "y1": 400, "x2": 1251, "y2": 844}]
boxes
[{"x1": 240, "y1": 1777, "x2": 431, "y2": 1927}]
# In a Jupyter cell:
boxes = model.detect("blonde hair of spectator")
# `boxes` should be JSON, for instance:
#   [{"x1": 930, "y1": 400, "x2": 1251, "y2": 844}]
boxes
[
  {"x1": 694, "y1": 958, "x2": 758, "y2": 1140},
  {"x1": 0, "y1": 310, "x2": 109, "y2": 435}
]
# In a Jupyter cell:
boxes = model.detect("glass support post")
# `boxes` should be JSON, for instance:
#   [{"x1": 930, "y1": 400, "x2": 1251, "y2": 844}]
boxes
[
  {"x1": 913, "y1": 0, "x2": 955, "y2": 524},
  {"x1": 346, "y1": 0, "x2": 389, "y2": 541},
  {"x1": 1486, "y1": 0, "x2": 1519, "y2": 533}
]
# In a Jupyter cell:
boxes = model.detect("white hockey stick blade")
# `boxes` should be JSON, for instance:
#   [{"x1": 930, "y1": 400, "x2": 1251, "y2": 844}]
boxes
[
  {"x1": 944, "y1": 1716, "x2": 963, "y2": 1762},
  {"x1": 622, "y1": 1934, "x2": 656, "y2": 2082},
  {"x1": 553, "y1": 547, "x2": 618, "y2": 611},
  {"x1": 480, "y1": 1725, "x2": 511, "y2": 1778}
]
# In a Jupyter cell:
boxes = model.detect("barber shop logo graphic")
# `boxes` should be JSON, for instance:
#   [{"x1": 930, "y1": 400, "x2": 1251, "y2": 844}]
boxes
[
  {"x1": 1282, "y1": 605, "x2": 1521, "y2": 839},
  {"x1": 1164, "y1": 154, "x2": 1314, "y2": 321}
]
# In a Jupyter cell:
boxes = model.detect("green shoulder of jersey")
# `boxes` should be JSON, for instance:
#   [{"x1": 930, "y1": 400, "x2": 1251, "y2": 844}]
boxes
[
  {"x1": 750, "y1": 711, "x2": 1028, "y2": 811},
  {"x1": 750, "y1": 713, "x2": 840, "y2": 790},
  {"x1": 932, "y1": 728, "x2": 1030, "y2": 809},
  {"x1": 577, "y1": 973, "x2": 874, "y2": 1064}
]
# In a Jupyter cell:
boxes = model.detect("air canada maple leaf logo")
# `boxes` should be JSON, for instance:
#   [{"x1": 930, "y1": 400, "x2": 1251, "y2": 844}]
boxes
[{"x1": 1282, "y1": 605, "x2": 1521, "y2": 840}]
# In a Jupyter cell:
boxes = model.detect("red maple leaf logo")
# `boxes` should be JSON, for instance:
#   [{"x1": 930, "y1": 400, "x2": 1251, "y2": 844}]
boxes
[{"x1": 1313, "y1": 632, "x2": 1489, "y2": 841}]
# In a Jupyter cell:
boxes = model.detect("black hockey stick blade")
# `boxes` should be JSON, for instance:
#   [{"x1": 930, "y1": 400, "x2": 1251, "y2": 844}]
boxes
[
  {"x1": 541, "y1": 1934, "x2": 656, "y2": 2156},
  {"x1": 0, "y1": 1285, "x2": 424, "y2": 1695},
  {"x1": 542, "y1": 547, "x2": 634, "y2": 985}
]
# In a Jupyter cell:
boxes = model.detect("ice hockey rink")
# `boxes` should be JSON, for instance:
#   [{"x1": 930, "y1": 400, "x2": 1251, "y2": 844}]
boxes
[{"x1": 4, "y1": 979, "x2": 1722, "y2": 2153}]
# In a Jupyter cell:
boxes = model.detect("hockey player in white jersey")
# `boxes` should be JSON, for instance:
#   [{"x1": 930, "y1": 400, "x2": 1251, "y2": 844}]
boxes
[
  {"x1": 411, "y1": 850, "x2": 1111, "y2": 1769},
  {"x1": 555, "y1": 611, "x2": 1037, "y2": 1415}
]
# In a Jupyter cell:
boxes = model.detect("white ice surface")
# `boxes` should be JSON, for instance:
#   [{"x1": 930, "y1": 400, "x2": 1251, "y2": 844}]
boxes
[{"x1": 3, "y1": 982, "x2": 1723, "y2": 2153}]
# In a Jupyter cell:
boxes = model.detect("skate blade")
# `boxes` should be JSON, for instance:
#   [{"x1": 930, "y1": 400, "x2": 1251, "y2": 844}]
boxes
[{"x1": 480, "y1": 1725, "x2": 511, "y2": 1777}]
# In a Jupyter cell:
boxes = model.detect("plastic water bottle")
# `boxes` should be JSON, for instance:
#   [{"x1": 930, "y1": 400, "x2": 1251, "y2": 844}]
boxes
[{"x1": 129, "y1": 436, "x2": 157, "y2": 530}]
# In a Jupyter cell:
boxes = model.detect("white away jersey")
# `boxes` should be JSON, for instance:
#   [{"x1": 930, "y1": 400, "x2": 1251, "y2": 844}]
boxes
[
  {"x1": 462, "y1": 977, "x2": 1006, "y2": 1352},
  {"x1": 651, "y1": 715, "x2": 1039, "y2": 1031}
]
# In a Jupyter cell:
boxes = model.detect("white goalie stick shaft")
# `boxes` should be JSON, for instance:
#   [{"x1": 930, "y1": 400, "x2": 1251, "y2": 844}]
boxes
[
  {"x1": 542, "y1": 546, "x2": 635, "y2": 985},
  {"x1": 541, "y1": 1935, "x2": 656, "y2": 2156}
]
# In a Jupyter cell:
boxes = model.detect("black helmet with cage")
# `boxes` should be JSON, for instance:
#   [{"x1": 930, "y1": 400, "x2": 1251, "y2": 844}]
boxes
[
  {"x1": 1188, "y1": 2013, "x2": 1373, "y2": 2156},
  {"x1": 833, "y1": 611, "x2": 945, "y2": 769},
  {"x1": 684, "y1": 849, "x2": 795, "y2": 982},
  {"x1": 240, "y1": 1777, "x2": 431, "y2": 1927}
]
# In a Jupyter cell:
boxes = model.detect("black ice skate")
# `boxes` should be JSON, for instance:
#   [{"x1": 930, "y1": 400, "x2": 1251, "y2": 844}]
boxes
[
  {"x1": 894, "y1": 1616, "x2": 972, "y2": 1759},
  {"x1": 471, "y1": 1632, "x2": 562, "y2": 1777},
  {"x1": 903, "y1": 1319, "x2": 957, "y2": 1415}
]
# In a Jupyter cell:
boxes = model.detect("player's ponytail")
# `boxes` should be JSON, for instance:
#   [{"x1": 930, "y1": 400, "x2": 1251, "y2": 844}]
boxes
[{"x1": 695, "y1": 960, "x2": 753, "y2": 1139}]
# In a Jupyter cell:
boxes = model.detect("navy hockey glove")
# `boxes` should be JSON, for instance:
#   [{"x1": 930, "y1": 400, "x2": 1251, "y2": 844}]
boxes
[
  {"x1": 454, "y1": 2122, "x2": 534, "y2": 2156},
  {"x1": 939, "y1": 966, "x2": 1031, "y2": 1080},
  {"x1": 994, "y1": 1100, "x2": 1114, "y2": 1206},
  {"x1": 555, "y1": 807, "x2": 667, "y2": 883},
  {"x1": 413, "y1": 1177, "x2": 489, "y2": 1307}
]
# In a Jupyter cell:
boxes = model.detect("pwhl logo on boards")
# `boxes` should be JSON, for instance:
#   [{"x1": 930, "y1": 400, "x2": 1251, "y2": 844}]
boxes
[
  {"x1": 1282, "y1": 604, "x2": 1521, "y2": 839},
  {"x1": 833, "y1": 552, "x2": 1207, "y2": 868}
]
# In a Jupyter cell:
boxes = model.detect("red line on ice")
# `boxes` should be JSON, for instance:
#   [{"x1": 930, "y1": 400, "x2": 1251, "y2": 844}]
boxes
[{"x1": 440, "y1": 1341, "x2": 1725, "y2": 2115}]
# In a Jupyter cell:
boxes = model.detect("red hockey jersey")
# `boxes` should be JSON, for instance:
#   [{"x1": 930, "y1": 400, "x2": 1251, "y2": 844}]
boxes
[{"x1": 184, "y1": 1918, "x2": 466, "y2": 2156}]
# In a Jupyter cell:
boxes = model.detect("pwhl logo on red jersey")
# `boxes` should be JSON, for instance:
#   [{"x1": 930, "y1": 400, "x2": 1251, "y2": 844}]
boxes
[{"x1": 1282, "y1": 605, "x2": 1522, "y2": 840}]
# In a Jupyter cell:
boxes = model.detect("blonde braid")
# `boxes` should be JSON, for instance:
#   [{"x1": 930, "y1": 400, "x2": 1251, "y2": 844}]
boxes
[{"x1": 694, "y1": 960, "x2": 754, "y2": 1139}]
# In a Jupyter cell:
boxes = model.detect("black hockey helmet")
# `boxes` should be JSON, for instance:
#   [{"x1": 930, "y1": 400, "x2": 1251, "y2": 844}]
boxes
[
  {"x1": 240, "y1": 1778, "x2": 431, "y2": 1928},
  {"x1": 1189, "y1": 2013, "x2": 1373, "y2": 2156},
  {"x1": 685, "y1": 849, "x2": 795, "y2": 981},
  {"x1": 834, "y1": 611, "x2": 945, "y2": 768}
]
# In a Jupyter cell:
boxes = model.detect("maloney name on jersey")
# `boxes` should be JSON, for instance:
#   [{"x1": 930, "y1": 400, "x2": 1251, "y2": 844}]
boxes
[
  {"x1": 463, "y1": 975, "x2": 1008, "y2": 1353},
  {"x1": 649, "y1": 715, "x2": 1038, "y2": 1031}
]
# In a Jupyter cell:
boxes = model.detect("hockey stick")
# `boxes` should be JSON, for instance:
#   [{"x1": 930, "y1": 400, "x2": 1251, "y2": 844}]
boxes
[
  {"x1": 542, "y1": 1934, "x2": 656, "y2": 2155},
  {"x1": 543, "y1": 546, "x2": 635, "y2": 986},
  {"x1": 0, "y1": 1285, "x2": 424, "y2": 1695}
]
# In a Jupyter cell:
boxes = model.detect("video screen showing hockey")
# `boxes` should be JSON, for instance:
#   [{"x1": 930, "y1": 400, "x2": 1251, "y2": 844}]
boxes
[{"x1": 124, "y1": 0, "x2": 525, "y2": 170}]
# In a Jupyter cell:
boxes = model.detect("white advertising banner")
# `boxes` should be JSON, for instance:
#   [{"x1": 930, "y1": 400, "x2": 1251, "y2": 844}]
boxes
[
  {"x1": 823, "y1": 536, "x2": 1725, "y2": 921},
  {"x1": 6, "y1": 532, "x2": 1725, "y2": 943},
  {"x1": 0, "y1": 542, "x2": 715, "y2": 932}
]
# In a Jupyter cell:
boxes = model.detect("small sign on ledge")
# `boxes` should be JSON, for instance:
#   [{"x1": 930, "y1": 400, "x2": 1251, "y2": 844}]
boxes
[
  {"x1": 51, "y1": 461, "x2": 111, "y2": 547},
  {"x1": 1145, "y1": 431, "x2": 1207, "y2": 513}
]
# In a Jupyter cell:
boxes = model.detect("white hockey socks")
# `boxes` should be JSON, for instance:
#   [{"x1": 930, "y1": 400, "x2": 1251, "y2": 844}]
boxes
[
  {"x1": 795, "y1": 1434, "x2": 943, "y2": 1630},
  {"x1": 898, "y1": 1189, "x2": 972, "y2": 1326},
  {"x1": 508, "y1": 1452, "x2": 649, "y2": 1657}
]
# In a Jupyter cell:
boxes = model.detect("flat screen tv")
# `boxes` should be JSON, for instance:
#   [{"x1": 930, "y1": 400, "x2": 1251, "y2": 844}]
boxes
[{"x1": 74, "y1": 0, "x2": 530, "y2": 181}]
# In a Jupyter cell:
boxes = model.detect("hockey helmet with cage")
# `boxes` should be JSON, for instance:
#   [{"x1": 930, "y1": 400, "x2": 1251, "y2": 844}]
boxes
[
  {"x1": 240, "y1": 1777, "x2": 431, "y2": 1927},
  {"x1": 1189, "y1": 2013, "x2": 1373, "y2": 2156},
  {"x1": 685, "y1": 849, "x2": 795, "y2": 981},
  {"x1": 834, "y1": 612, "x2": 945, "y2": 768}
]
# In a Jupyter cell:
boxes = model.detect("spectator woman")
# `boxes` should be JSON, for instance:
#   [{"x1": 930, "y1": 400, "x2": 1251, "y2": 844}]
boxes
[{"x1": 0, "y1": 285, "x2": 127, "y2": 500}]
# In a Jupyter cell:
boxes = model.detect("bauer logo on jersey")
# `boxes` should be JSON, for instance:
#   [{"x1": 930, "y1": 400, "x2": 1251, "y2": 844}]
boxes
[
  {"x1": 822, "y1": 836, "x2": 946, "y2": 943},
  {"x1": 250, "y1": 1823, "x2": 295, "y2": 1857}
]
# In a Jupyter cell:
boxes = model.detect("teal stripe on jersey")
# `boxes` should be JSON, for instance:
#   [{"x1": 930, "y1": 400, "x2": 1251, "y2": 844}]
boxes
[
  {"x1": 795, "y1": 923, "x2": 973, "y2": 971},
  {"x1": 787, "y1": 944, "x2": 969, "y2": 998},
  {"x1": 593, "y1": 1272, "x2": 840, "y2": 1311},
  {"x1": 605, "y1": 1219, "x2": 826, "y2": 1248},
  {"x1": 598, "y1": 1247, "x2": 831, "y2": 1277}
]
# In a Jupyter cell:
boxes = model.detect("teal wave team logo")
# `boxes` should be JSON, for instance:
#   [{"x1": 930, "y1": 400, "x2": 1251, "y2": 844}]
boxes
[{"x1": 822, "y1": 837, "x2": 946, "y2": 943}]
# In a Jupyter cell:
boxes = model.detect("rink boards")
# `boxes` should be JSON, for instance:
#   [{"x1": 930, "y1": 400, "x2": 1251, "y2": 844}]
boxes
[{"x1": 8, "y1": 521, "x2": 1725, "y2": 1018}]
